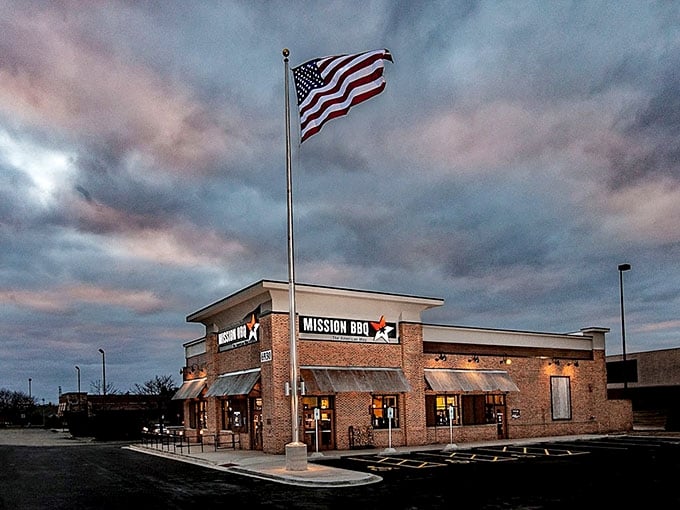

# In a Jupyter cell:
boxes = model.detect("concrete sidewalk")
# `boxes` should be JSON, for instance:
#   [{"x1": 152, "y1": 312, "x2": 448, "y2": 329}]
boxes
[
  {"x1": 126, "y1": 442, "x2": 385, "y2": 487},
  {"x1": 125, "y1": 432, "x2": 623, "y2": 488}
]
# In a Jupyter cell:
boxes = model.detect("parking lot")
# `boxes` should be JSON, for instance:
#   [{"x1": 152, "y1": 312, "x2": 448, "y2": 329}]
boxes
[
  {"x1": 316, "y1": 434, "x2": 680, "y2": 476},
  {"x1": 2, "y1": 430, "x2": 679, "y2": 509},
  {"x1": 309, "y1": 434, "x2": 680, "y2": 508}
]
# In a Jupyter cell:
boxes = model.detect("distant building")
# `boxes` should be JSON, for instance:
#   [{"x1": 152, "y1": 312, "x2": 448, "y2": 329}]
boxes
[
  {"x1": 173, "y1": 280, "x2": 632, "y2": 454},
  {"x1": 58, "y1": 392, "x2": 181, "y2": 439},
  {"x1": 607, "y1": 348, "x2": 680, "y2": 431}
]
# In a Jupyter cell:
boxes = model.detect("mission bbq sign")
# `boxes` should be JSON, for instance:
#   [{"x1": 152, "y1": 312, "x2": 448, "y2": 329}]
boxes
[
  {"x1": 299, "y1": 314, "x2": 398, "y2": 344},
  {"x1": 217, "y1": 314, "x2": 259, "y2": 351}
]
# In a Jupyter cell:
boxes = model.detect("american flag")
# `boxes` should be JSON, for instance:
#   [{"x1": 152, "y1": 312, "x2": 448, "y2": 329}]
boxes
[{"x1": 292, "y1": 49, "x2": 393, "y2": 143}]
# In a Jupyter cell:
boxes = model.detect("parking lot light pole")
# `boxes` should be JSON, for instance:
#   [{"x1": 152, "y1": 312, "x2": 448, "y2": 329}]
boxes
[
  {"x1": 618, "y1": 263, "x2": 631, "y2": 391},
  {"x1": 98, "y1": 349, "x2": 106, "y2": 398},
  {"x1": 75, "y1": 365, "x2": 81, "y2": 394}
]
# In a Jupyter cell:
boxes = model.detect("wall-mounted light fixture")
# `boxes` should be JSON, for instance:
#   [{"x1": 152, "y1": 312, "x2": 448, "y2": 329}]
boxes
[
  {"x1": 549, "y1": 358, "x2": 561, "y2": 366},
  {"x1": 435, "y1": 353, "x2": 447, "y2": 362},
  {"x1": 468, "y1": 355, "x2": 480, "y2": 363},
  {"x1": 499, "y1": 356, "x2": 512, "y2": 365}
]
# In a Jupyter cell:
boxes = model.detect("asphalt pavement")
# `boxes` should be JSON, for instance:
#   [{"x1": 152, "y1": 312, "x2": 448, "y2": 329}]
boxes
[
  {"x1": 125, "y1": 432, "x2": 616, "y2": 487},
  {"x1": 5, "y1": 427, "x2": 676, "y2": 489}
]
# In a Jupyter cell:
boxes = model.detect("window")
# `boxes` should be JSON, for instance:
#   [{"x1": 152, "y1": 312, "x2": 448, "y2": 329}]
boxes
[
  {"x1": 370, "y1": 395, "x2": 399, "y2": 429},
  {"x1": 426, "y1": 395, "x2": 460, "y2": 426},
  {"x1": 220, "y1": 396, "x2": 248, "y2": 432},
  {"x1": 189, "y1": 401, "x2": 196, "y2": 429},
  {"x1": 189, "y1": 400, "x2": 207, "y2": 429},
  {"x1": 461, "y1": 395, "x2": 486, "y2": 425},
  {"x1": 485, "y1": 394, "x2": 505, "y2": 424},
  {"x1": 551, "y1": 376, "x2": 572, "y2": 420},
  {"x1": 198, "y1": 400, "x2": 207, "y2": 429},
  {"x1": 220, "y1": 399, "x2": 231, "y2": 430},
  {"x1": 457, "y1": 394, "x2": 505, "y2": 425}
]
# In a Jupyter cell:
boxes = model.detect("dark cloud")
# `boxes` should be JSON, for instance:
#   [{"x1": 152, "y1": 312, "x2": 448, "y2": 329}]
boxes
[{"x1": 1, "y1": 1, "x2": 679, "y2": 402}]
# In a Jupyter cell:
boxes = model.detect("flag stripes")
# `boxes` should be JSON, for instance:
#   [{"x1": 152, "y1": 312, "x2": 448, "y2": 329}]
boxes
[{"x1": 292, "y1": 49, "x2": 393, "y2": 143}]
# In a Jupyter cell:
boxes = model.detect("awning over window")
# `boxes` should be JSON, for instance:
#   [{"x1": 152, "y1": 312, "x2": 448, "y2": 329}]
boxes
[
  {"x1": 172, "y1": 378, "x2": 207, "y2": 400},
  {"x1": 205, "y1": 369, "x2": 261, "y2": 397},
  {"x1": 424, "y1": 369, "x2": 520, "y2": 393},
  {"x1": 300, "y1": 367, "x2": 411, "y2": 393}
]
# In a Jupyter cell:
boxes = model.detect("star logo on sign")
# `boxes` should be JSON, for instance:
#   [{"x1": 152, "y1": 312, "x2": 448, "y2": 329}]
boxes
[
  {"x1": 247, "y1": 314, "x2": 259, "y2": 341},
  {"x1": 370, "y1": 315, "x2": 393, "y2": 342}
]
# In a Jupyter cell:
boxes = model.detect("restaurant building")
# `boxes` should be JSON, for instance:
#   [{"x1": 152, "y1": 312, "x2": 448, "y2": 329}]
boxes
[{"x1": 173, "y1": 280, "x2": 632, "y2": 454}]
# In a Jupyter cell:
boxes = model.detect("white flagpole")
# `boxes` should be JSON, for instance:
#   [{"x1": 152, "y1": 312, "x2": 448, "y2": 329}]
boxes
[{"x1": 283, "y1": 48, "x2": 307, "y2": 470}]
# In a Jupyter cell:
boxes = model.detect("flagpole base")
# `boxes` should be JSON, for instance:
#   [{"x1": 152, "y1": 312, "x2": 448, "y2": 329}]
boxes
[
  {"x1": 285, "y1": 442, "x2": 308, "y2": 471},
  {"x1": 443, "y1": 443, "x2": 459, "y2": 452}
]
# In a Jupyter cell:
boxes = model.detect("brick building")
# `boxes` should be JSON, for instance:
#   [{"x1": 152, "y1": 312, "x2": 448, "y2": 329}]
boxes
[
  {"x1": 607, "y1": 347, "x2": 680, "y2": 430},
  {"x1": 58, "y1": 392, "x2": 180, "y2": 439},
  {"x1": 173, "y1": 280, "x2": 632, "y2": 454}
]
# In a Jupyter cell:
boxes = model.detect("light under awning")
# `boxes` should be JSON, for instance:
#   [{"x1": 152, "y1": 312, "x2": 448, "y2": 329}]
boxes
[
  {"x1": 300, "y1": 367, "x2": 411, "y2": 393},
  {"x1": 424, "y1": 369, "x2": 520, "y2": 393},
  {"x1": 205, "y1": 369, "x2": 261, "y2": 397},
  {"x1": 172, "y1": 378, "x2": 207, "y2": 400}
]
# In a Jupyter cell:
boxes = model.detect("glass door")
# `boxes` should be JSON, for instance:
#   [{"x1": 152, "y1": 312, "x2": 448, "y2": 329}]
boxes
[{"x1": 301, "y1": 396, "x2": 335, "y2": 451}]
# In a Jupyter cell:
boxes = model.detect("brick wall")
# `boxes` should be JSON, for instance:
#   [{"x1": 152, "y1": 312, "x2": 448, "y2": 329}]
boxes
[{"x1": 182, "y1": 289, "x2": 631, "y2": 454}]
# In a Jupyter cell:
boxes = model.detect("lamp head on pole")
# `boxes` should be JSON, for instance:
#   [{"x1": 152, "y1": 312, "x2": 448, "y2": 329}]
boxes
[{"x1": 618, "y1": 263, "x2": 631, "y2": 272}]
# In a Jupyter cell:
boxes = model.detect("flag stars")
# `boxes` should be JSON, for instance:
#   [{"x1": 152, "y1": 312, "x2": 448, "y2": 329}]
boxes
[{"x1": 292, "y1": 61, "x2": 324, "y2": 104}]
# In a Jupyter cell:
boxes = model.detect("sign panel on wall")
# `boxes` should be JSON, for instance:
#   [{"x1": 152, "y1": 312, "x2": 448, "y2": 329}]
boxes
[
  {"x1": 218, "y1": 314, "x2": 259, "y2": 350},
  {"x1": 299, "y1": 314, "x2": 398, "y2": 343}
]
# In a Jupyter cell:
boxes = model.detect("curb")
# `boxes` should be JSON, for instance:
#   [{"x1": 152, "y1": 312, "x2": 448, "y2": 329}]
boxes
[{"x1": 125, "y1": 444, "x2": 383, "y2": 487}]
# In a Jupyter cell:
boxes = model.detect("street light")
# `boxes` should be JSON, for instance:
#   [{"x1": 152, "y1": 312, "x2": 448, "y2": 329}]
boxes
[
  {"x1": 75, "y1": 365, "x2": 81, "y2": 394},
  {"x1": 28, "y1": 378, "x2": 32, "y2": 399},
  {"x1": 98, "y1": 349, "x2": 106, "y2": 397},
  {"x1": 618, "y1": 263, "x2": 631, "y2": 391}
]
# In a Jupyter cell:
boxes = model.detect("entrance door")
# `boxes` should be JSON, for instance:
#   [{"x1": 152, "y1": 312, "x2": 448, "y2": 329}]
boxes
[
  {"x1": 250, "y1": 397, "x2": 263, "y2": 450},
  {"x1": 485, "y1": 394, "x2": 507, "y2": 439},
  {"x1": 301, "y1": 396, "x2": 335, "y2": 451},
  {"x1": 318, "y1": 408, "x2": 334, "y2": 450}
]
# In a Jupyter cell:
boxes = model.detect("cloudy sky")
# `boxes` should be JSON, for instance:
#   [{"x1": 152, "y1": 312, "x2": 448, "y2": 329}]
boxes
[{"x1": 2, "y1": 1, "x2": 679, "y2": 403}]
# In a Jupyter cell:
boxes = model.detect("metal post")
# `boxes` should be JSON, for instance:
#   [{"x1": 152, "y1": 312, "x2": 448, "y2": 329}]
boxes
[
  {"x1": 383, "y1": 406, "x2": 396, "y2": 454},
  {"x1": 75, "y1": 365, "x2": 81, "y2": 394},
  {"x1": 283, "y1": 47, "x2": 300, "y2": 445},
  {"x1": 98, "y1": 349, "x2": 106, "y2": 397},
  {"x1": 283, "y1": 48, "x2": 307, "y2": 470},
  {"x1": 618, "y1": 263, "x2": 631, "y2": 391}
]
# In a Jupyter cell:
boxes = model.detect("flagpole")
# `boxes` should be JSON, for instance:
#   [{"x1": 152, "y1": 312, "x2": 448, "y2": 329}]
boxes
[{"x1": 283, "y1": 48, "x2": 307, "y2": 470}]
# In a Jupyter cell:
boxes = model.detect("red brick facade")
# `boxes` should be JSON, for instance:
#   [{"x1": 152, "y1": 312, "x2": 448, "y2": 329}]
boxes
[{"x1": 175, "y1": 280, "x2": 632, "y2": 454}]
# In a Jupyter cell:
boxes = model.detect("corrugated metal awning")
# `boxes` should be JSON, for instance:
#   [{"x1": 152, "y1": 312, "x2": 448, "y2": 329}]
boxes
[
  {"x1": 172, "y1": 378, "x2": 207, "y2": 400},
  {"x1": 300, "y1": 367, "x2": 411, "y2": 393},
  {"x1": 424, "y1": 369, "x2": 520, "y2": 392},
  {"x1": 205, "y1": 369, "x2": 261, "y2": 397}
]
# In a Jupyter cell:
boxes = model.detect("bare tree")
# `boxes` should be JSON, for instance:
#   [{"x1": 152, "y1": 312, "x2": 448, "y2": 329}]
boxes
[
  {"x1": 89, "y1": 379, "x2": 120, "y2": 395},
  {"x1": 0, "y1": 388, "x2": 35, "y2": 425},
  {"x1": 131, "y1": 374, "x2": 177, "y2": 397}
]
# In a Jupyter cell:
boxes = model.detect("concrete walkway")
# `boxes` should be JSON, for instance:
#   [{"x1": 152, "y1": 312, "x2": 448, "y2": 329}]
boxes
[
  {"x1": 125, "y1": 432, "x2": 619, "y2": 488},
  {"x1": 126, "y1": 442, "x2": 384, "y2": 487}
]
